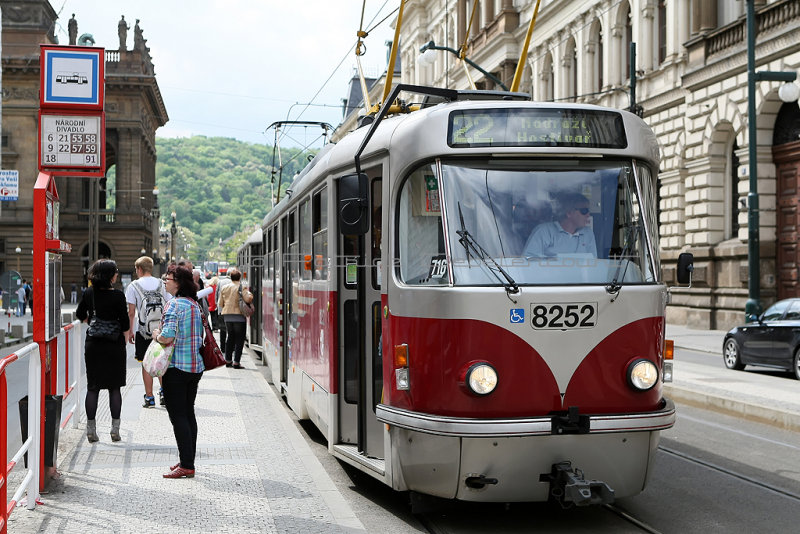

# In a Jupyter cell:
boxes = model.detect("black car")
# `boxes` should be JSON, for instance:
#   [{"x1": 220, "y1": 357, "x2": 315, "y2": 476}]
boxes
[{"x1": 723, "y1": 298, "x2": 800, "y2": 380}]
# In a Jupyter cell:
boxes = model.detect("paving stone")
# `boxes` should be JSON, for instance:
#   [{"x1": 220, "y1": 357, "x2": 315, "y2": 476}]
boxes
[{"x1": 6, "y1": 347, "x2": 365, "y2": 533}]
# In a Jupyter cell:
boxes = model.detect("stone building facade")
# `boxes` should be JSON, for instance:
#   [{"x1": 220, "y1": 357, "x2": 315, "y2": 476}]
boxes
[
  {"x1": 0, "y1": 0, "x2": 168, "y2": 292},
  {"x1": 397, "y1": 0, "x2": 800, "y2": 330}
]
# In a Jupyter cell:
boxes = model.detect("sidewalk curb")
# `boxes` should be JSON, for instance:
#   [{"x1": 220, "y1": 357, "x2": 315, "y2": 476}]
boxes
[
  {"x1": 1, "y1": 335, "x2": 34, "y2": 350},
  {"x1": 664, "y1": 384, "x2": 800, "y2": 432},
  {"x1": 673, "y1": 342, "x2": 718, "y2": 356}
]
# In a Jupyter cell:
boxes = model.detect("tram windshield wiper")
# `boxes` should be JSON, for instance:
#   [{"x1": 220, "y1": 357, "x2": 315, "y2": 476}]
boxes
[
  {"x1": 607, "y1": 223, "x2": 638, "y2": 296},
  {"x1": 456, "y1": 203, "x2": 520, "y2": 296}
]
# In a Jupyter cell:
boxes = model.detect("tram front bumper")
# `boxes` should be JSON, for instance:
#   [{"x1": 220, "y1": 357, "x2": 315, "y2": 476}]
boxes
[{"x1": 376, "y1": 400, "x2": 674, "y2": 502}]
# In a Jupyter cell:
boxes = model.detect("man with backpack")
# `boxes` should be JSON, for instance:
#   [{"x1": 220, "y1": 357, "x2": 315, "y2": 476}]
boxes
[{"x1": 125, "y1": 256, "x2": 171, "y2": 407}]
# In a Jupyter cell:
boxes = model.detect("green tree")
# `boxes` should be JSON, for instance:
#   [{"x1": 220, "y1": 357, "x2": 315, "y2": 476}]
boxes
[{"x1": 155, "y1": 136, "x2": 315, "y2": 261}]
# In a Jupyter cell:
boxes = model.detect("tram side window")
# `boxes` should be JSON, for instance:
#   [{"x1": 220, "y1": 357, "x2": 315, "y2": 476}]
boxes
[
  {"x1": 300, "y1": 199, "x2": 312, "y2": 281},
  {"x1": 398, "y1": 164, "x2": 446, "y2": 285},
  {"x1": 312, "y1": 187, "x2": 329, "y2": 281}
]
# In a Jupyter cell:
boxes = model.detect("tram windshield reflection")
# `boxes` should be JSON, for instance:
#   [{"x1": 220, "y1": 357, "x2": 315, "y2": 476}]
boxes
[{"x1": 396, "y1": 159, "x2": 660, "y2": 286}]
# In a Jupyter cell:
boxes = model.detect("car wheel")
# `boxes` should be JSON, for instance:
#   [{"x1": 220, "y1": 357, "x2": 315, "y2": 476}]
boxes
[
  {"x1": 794, "y1": 349, "x2": 800, "y2": 381},
  {"x1": 723, "y1": 338, "x2": 745, "y2": 370}
]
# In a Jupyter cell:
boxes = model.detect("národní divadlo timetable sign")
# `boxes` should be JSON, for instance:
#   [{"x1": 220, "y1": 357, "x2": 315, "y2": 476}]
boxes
[{"x1": 40, "y1": 115, "x2": 102, "y2": 169}]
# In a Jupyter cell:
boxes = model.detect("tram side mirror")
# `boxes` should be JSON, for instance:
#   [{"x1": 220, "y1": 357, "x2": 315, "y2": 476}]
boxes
[
  {"x1": 338, "y1": 173, "x2": 369, "y2": 235},
  {"x1": 676, "y1": 252, "x2": 694, "y2": 285}
]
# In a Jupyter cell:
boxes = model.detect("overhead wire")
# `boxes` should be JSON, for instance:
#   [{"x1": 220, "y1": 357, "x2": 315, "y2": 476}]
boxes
[{"x1": 283, "y1": 0, "x2": 395, "y2": 142}]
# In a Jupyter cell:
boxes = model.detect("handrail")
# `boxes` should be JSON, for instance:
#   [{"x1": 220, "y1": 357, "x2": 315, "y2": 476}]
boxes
[{"x1": 0, "y1": 342, "x2": 41, "y2": 534}]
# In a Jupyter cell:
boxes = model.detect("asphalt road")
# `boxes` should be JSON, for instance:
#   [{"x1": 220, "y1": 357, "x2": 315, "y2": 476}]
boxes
[{"x1": 268, "y1": 347, "x2": 800, "y2": 533}]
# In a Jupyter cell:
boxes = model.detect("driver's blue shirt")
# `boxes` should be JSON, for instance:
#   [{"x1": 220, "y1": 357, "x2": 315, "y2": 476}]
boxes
[{"x1": 523, "y1": 221, "x2": 597, "y2": 258}]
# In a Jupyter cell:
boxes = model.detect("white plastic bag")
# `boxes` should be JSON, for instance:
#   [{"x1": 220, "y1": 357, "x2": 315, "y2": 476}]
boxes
[{"x1": 142, "y1": 339, "x2": 174, "y2": 377}]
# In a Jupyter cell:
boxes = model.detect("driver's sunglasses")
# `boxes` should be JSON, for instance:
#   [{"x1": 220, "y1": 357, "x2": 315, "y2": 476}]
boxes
[{"x1": 576, "y1": 207, "x2": 590, "y2": 215}]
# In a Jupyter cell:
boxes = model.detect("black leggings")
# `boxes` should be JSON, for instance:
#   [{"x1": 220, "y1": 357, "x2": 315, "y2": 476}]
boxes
[
  {"x1": 162, "y1": 367, "x2": 202, "y2": 470},
  {"x1": 85, "y1": 388, "x2": 122, "y2": 420},
  {"x1": 224, "y1": 321, "x2": 246, "y2": 363}
]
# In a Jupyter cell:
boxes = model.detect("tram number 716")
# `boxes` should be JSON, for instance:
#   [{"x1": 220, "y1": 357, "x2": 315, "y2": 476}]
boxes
[{"x1": 531, "y1": 302, "x2": 597, "y2": 329}]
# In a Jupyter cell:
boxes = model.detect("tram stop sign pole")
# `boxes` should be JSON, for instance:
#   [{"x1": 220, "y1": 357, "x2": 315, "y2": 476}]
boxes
[{"x1": 33, "y1": 44, "x2": 105, "y2": 489}]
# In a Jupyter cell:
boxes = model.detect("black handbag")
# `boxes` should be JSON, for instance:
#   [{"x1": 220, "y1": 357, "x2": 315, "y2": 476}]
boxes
[{"x1": 86, "y1": 290, "x2": 122, "y2": 341}]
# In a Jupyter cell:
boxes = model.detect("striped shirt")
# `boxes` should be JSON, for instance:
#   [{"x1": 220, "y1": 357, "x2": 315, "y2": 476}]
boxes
[{"x1": 160, "y1": 297, "x2": 205, "y2": 374}]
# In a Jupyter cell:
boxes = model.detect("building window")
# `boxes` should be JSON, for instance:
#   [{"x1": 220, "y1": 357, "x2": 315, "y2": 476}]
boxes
[
  {"x1": 624, "y1": 5, "x2": 632, "y2": 81},
  {"x1": 658, "y1": 0, "x2": 667, "y2": 65},
  {"x1": 564, "y1": 37, "x2": 577, "y2": 101},
  {"x1": 717, "y1": 0, "x2": 743, "y2": 28},
  {"x1": 590, "y1": 20, "x2": 604, "y2": 93},
  {"x1": 728, "y1": 140, "x2": 740, "y2": 239},
  {"x1": 541, "y1": 52, "x2": 554, "y2": 101}
]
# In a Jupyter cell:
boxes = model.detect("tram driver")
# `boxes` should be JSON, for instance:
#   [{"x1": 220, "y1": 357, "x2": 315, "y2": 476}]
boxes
[{"x1": 523, "y1": 192, "x2": 597, "y2": 259}]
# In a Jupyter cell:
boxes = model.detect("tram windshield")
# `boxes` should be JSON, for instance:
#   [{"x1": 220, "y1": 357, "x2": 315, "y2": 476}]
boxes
[{"x1": 397, "y1": 159, "x2": 660, "y2": 286}]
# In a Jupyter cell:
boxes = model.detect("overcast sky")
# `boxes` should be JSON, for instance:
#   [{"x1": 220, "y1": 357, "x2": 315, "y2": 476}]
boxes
[{"x1": 56, "y1": 1, "x2": 397, "y2": 147}]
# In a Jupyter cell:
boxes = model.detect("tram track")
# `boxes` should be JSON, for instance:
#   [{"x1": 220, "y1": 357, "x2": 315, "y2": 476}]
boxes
[
  {"x1": 602, "y1": 503, "x2": 662, "y2": 534},
  {"x1": 659, "y1": 445, "x2": 800, "y2": 502}
]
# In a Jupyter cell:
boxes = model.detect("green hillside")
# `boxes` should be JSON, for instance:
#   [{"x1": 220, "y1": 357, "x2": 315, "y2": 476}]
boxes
[{"x1": 154, "y1": 136, "x2": 314, "y2": 262}]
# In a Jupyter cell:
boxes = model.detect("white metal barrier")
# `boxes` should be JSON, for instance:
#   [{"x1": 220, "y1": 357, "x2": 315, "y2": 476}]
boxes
[
  {"x1": 0, "y1": 342, "x2": 42, "y2": 533},
  {"x1": 58, "y1": 320, "x2": 83, "y2": 430}
]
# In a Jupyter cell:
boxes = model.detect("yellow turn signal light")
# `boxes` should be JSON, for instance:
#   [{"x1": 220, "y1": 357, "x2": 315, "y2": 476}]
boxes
[
  {"x1": 664, "y1": 339, "x2": 674, "y2": 360},
  {"x1": 394, "y1": 344, "x2": 408, "y2": 368}
]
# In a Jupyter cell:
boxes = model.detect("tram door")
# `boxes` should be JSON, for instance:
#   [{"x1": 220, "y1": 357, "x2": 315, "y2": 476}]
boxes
[
  {"x1": 338, "y1": 171, "x2": 384, "y2": 459},
  {"x1": 280, "y1": 212, "x2": 297, "y2": 387},
  {"x1": 249, "y1": 240, "x2": 263, "y2": 350}
]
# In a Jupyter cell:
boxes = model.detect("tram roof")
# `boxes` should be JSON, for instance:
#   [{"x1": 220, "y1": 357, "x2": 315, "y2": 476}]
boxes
[
  {"x1": 264, "y1": 95, "x2": 660, "y2": 226},
  {"x1": 238, "y1": 227, "x2": 263, "y2": 255}
]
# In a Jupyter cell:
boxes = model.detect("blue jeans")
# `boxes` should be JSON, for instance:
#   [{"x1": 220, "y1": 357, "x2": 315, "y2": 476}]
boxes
[{"x1": 162, "y1": 367, "x2": 202, "y2": 470}]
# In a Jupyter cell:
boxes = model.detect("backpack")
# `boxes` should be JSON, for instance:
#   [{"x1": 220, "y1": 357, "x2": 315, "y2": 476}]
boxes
[{"x1": 131, "y1": 280, "x2": 165, "y2": 339}]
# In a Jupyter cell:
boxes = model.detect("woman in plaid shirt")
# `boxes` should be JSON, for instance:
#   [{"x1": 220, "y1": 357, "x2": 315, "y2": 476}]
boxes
[{"x1": 151, "y1": 265, "x2": 205, "y2": 479}]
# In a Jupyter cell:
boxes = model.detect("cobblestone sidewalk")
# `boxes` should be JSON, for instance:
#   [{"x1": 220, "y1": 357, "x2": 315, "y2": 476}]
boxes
[{"x1": 7, "y1": 350, "x2": 365, "y2": 533}]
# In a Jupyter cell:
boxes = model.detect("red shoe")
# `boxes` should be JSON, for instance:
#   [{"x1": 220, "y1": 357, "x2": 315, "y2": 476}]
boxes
[
  {"x1": 169, "y1": 463, "x2": 179, "y2": 471},
  {"x1": 163, "y1": 466, "x2": 195, "y2": 478}
]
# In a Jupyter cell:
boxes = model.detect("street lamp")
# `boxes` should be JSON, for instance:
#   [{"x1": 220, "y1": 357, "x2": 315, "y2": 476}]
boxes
[
  {"x1": 15, "y1": 246, "x2": 21, "y2": 272},
  {"x1": 170, "y1": 211, "x2": 177, "y2": 263},
  {"x1": 745, "y1": 0, "x2": 799, "y2": 318},
  {"x1": 151, "y1": 186, "x2": 160, "y2": 264},
  {"x1": 418, "y1": 40, "x2": 509, "y2": 91}
]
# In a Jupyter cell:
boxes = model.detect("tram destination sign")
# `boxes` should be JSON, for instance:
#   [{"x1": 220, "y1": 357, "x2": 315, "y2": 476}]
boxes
[
  {"x1": 39, "y1": 114, "x2": 102, "y2": 169},
  {"x1": 448, "y1": 108, "x2": 627, "y2": 149}
]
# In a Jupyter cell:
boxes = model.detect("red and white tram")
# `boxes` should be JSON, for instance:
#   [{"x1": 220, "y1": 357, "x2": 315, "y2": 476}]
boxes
[{"x1": 257, "y1": 85, "x2": 693, "y2": 506}]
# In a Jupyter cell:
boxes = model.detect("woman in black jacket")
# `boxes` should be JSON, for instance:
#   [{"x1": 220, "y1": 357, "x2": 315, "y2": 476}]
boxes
[{"x1": 76, "y1": 259, "x2": 130, "y2": 443}]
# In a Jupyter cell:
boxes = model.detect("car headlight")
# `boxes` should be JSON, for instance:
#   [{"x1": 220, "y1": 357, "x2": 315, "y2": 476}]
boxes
[
  {"x1": 627, "y1": 359, "x2": 658, "y2": 391},
  {"x1": 466, "y1": 363, "x2": 498, "y2": 395}
]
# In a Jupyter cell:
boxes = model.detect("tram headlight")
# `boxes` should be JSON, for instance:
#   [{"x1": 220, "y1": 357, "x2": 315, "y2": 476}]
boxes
[
  {"x1": 466, "y1": 363, "x2": 498, "y2": 396},
  {"x1": 627, "y1": 359, "x2": 659, "y2": 391}
]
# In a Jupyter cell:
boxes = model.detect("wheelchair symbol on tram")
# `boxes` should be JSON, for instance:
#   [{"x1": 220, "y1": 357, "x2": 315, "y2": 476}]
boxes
[{"x1": 510, "y1": 308, "x2": 525, "y2": 324}]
